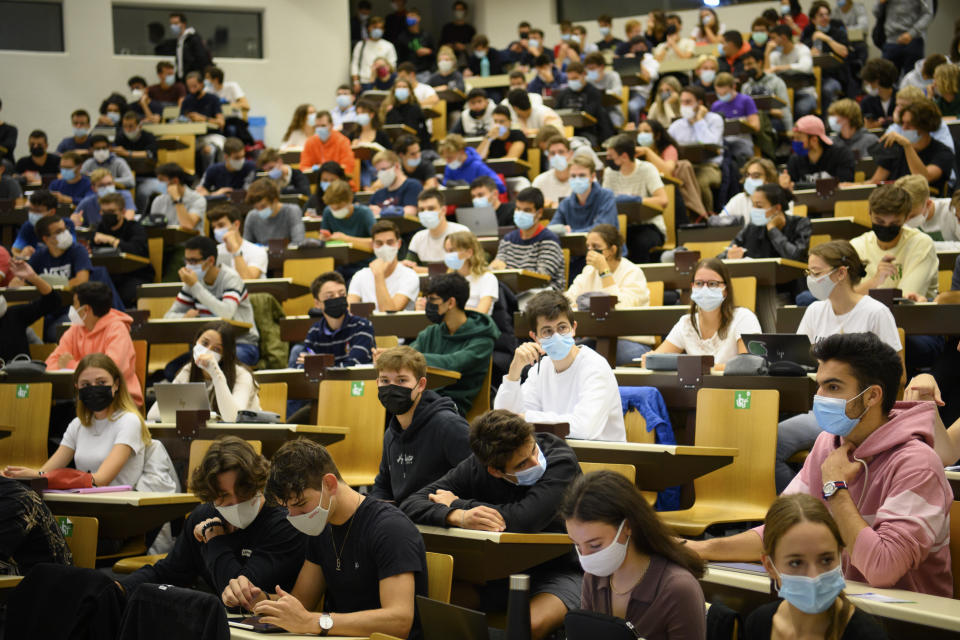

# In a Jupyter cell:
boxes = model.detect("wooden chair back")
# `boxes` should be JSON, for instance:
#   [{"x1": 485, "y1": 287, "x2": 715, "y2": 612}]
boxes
[
  {"x1": 0, "y1": 382, "x2": 53, "y2": 469},
  {"x1": 29, "y1": 344, "x2": 57, "y2": 362},
  {"x1": 188, "y1": 439, "x2": 262, "y2": 481},
  {"x1": 321, "y1": 378, "x2": 386, "y2": 486},
  {"x1": 465, "y1": 358, "x2": 493, "y2": 423},
  {"x1": 647, "y1": 281, "x2": 664, "y2": 307},
  {"x1": 792, "y1": 204, "x2": 808, "y2": 217},
  {"x1": 809, "y1": 234, "x2": 830, "y2": 250},
  {"x1": 430, "y1": 100, "x2": 447, "y2": 142},
  {"x1": 940, "y1": 270, "x2": 953, "y2": 296},
  {"x1": 136, "y1": 296, "x2": 186, "y2": 374},
  {"x1": 950, "y1": 500, "x2": 960, "y2": 599},
  {"x1": 55, "y1": 515, "x2": 98, "y2": 569},
  {"x1": 618, "y1": 214, "x2": 627, "y2": 236},
  {"x1": 661, "y1": 388, "x2": 779, "y2": 536},
  {"x1": 525, "y1": 146, "x2": 541, "y2": 182},
  {"x1": 426, "y1": 552, "x2": 455, "y2": 603},
  {"x1": 133, "y1": 340, "x2": 148, "y2": 404},
  {"x1": 148, "y1": 236, "x2": 164, "y2": 282},
  {"x1": 624, "y1": 409, "x2": 653, "y2": 443},
  {"x1": 684, "y1": 241, "x2": 730, "y2": 260},
  {"x1": 283, "y1": 257, "x2": 335, "y2": 316},
  {"x1": 375, "y1": 335, "x2": 400, "y2": 349},
  {"x1": 562, "y1": 248, "x2": 571, "y2": 286},
  {"x1": 834, "y1": 200, "x2": 870, "y2": 228},
  {"x1": 660, "y1": 183, "x2": 677, "y2": 249},
  {"x1": 579, "y1": 462, "x2": 637, "y2": 484},
  {"x1": 731, "y1": 276, "x2": 757, "y2": 313},
  {"x1": 258, "y1": 382, "x2": 288, "y2": 422}
]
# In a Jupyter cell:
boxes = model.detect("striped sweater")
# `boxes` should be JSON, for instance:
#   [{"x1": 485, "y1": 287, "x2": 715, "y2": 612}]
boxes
[
  {"x1": 164, "y1": 265, "x2": 259, "y2": 345},
  {"x1": 300, "y1": 313, "x2": 375, "y2": 367},
  {"x1": 494, "y1": 225, "x2": 565, "y2": 291}
]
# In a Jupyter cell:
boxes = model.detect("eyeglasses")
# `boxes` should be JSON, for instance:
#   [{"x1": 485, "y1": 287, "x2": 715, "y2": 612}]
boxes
[
  {"x1": 184, "y1": 257, "x2": 207, "y2": 265},
  {"x1": 692, "y1": 280, "x2": 724, "y2": 289},
  {"x1": 804, "y1": 268, "x2": 834, "y2": 278},
  {"x1": 538, "y1": 323, "x2": 571, "y2": 339}
]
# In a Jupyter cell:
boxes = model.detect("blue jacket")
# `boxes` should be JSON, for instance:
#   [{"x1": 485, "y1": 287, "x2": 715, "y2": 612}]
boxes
[
  {"x1": 618, "y1": 386, "x2": 680, "y2": 511},
  {"x1": 553, "y1": 181, "x2": 618, "y2": 232},
  {"x1": 443, "y1": 146, "x2": 505, "y2": 193}
]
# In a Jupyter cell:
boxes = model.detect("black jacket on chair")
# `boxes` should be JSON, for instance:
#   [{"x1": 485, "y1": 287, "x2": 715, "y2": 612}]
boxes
[{"x1": 118, "y1": 583, "x2": 229, "y2": 640}]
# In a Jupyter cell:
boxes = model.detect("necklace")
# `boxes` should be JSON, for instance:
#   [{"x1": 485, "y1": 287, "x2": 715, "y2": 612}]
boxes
[
  {"x1": 609, "y1": 557, "x2": 650, "y2": 596},
  {"x1": 332, "y1": 493, "x2": 362, "y2": 571}
]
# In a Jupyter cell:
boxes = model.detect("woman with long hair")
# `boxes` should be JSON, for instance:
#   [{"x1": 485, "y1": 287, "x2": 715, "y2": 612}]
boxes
[
  {"x1": 382, "y1": 77, "x2": 431, "y2": 150},
  {"x1": 646, "y1": 76, "x2": 682, "y2": 129},
  {"x1": 561, "y1": 470, "x2": 706, "y2": 638},
  {"x1": 636, "y1": 119, "x2": 707, "y2": 220},
  {"x1": 443, "y1": 230, "x2": 498, "y2": 315},
  {"x1": 748, "y1": 494, "x2": 886, "y2": 639},
  {"x1": 280, "y1": 103, "x2": 318, "y2": 150}
]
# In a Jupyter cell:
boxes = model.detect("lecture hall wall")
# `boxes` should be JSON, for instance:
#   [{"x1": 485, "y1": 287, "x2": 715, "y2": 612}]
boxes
[{"x1": 2, "y1": 0, "x2": 958, "y2": 153}]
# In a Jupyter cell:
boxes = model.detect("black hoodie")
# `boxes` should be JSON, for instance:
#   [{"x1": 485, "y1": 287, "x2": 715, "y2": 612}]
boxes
[
  {"x1": 368, "y1": 389, "x2": 472, "y2": 503},
  {"x1": 400, "y1": 433, "x2": 581, "y2": 533}
]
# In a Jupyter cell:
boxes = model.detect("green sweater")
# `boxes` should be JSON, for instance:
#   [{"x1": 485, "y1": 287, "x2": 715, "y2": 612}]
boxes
[{"x1": 410, "y1": 311, "x2": 500, "y2": 414}]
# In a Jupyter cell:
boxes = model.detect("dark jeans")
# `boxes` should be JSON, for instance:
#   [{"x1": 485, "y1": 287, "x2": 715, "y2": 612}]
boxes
[{"x1": 882, "y1": 38, "x2": 925, "y2": 78}]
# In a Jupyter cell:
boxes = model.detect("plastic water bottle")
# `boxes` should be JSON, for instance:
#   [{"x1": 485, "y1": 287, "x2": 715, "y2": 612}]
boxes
[
  {"x1": 505, "y1": 574, "x2": 531, "y2": 640},
  {"x1": 480, "y1": 55, "x2": 491, "y2": 77}
]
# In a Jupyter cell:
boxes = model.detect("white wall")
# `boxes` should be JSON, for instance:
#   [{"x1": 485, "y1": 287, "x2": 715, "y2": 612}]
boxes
[{"x1": 0, "y1": 0, "x2": 351, "y2": 150}]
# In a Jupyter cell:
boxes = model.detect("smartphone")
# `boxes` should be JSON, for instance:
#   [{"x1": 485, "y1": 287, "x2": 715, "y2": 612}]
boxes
[{"x1": 227, "y1": 616, "x2": 285, "y2": 633}]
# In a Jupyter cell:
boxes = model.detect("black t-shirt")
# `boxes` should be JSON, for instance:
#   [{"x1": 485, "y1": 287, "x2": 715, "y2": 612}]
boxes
[
  {"x1": 440, "y1": 22, "x2": 476, "y2": 47},
  {"x1": 306, "y1": 498, "x2": 427, "y2": 637},
  {"x1": 745, "y1": 600, "x2": 888, "y2": 640},
  {"x1": 786, "y1": 141, "x2": 855, "y2": 186},
  {"x1": 878, "y1": 137, "x2": 955, "y2": 196},
  {"x1": 15, "y1": 152, "x2": 61, "y2": 175},
  {"x1": 180, "y1": 92, "x2": 223, "y2": 121},
  {"x1": 489, "y1": 129, "x2": 527, "y2": 159},
  {"x1": 860, "y1": 94, "x2": 895, "y2": 123},
  {"x1": 403, "y1": 158, "x2": 436, "y2": 184}
]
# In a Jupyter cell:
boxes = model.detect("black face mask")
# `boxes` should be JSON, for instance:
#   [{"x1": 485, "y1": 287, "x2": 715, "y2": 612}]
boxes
[
  {"x1": 79, "y1": 385, "x2": 114, "y2": 412},
  {"x1": 378, "y1": 384, "x2": 417, "y2": 415},
  {"x1": 469, "y1": 108, "x2": 486, "y2": 119},
  {"x1": 425, "y1": 301, "x2": 444, "y2": 324},
  {"x1": 308, "y1": 307, "x2": 325, "y2": 318},
  {"x1": 323, "y1": 296, "x2": 348, "y2": 318},
  {"x1": 101, "y1": 213, "x2": 119, "y2": 230},
  {"x1": 872, "y1": 223, "x2": 902, "y2": 243},
  {"x1": 606, "y1": 158, "x2": 619, "y2": 171},
  {"x1": 519, "y1": 31, "x2": 530, "y2": 39},
  {"x1": 30, "y1": 145, "x2": 45, "y2": 157}
]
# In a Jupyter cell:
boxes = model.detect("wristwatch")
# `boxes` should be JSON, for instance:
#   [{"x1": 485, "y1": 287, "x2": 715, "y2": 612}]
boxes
[
  {"x1": 822, "y1": 480, "x2": 847, "y2": 500},
  {"x1": 598, "y1": 270, "x2": 613, "y2": 278},
  {"x1": 317, "y1": 613, "x2": 334, "y2": 636}
]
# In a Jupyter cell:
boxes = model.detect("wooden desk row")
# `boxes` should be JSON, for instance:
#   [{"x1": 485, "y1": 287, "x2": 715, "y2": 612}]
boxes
[{"x1": 776, "y1": 303, "x2": 960, "y2": 336}]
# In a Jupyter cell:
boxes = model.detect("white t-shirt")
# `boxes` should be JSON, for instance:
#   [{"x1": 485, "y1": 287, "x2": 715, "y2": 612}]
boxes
[
  {"x1": 217, "y1": 239, "x2": 268, "y2": 278},
  {"x1": 906, "y1": 198, "x2": 960, "y2": 243},
  {"x1": 61, "y1": 410, "x2": 145, "y2": 487},
  {"x1": 850, "y1": 226, "x2": 938, "y2": 299},
  {"x1": 532, "y1": 169, "x2": 572, "y2": 205},
  {"x1": 797, "y1": 295, "x2": 902, "y2": 351},
  {"x1": 602, "y1": 161, "x2": 666, "y2": 235},
  {"x1": 718, "y1": 191, "x2": 795, "y2": 228},
  {"x1": 664, "y1": 306, "x2": 761, "y2": 365},
  {"x1": 213, "y1": 81, "x2": 245, "y2": 104},
  {"x1": 348, "y1": 262, "x2": 421, "y2": 311},
  {"x1": 466, "y1": 271, "x2": 499, "y2": 313},
  {"x1": 413, "y1": 83, "x2": 438, "y2": 105},
  {"x1": 408, "y1": 221, "x2": 471, "y2": 263}
]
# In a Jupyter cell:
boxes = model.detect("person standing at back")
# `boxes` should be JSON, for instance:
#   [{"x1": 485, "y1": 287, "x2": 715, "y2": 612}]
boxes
[{"x1": 169, "y1": 12, "x2": 212, "y2": 82}]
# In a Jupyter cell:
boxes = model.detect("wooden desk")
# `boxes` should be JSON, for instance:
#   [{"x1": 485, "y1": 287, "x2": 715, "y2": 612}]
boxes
[
  {"x1": 723, "y1": 119, "x2": 754, "y2": 136},
  {"x1": 281, "y1": 311, "x2": 432, "y2": 343},
  {"x1": 557, "y1": 110, "x2": 597, "y2": 129},
  {"x1": 617, "y1": 199, "x2": 664, "y2": 225},
  {"x1": 677, "y1": 225, "x2": 739, "y2": 246},
  {"x1": 138, "y1": 278, "x2": 310, "y2": 303},
  {"x1": 465, "y1": 74, "x2": 513, "y2": 90},
  {"x1": 938, "y1": 250, "x2": 959, "y2": 272},
  {"x1": 566, "y1": 441, "x2": 737, "y2": 491},
  {"x1": 677, "y1": 144, "x2": 722, "y2": 164},
  {"x1": 486, "y1": 157, "x2": 531, "y2": 178},
  {"x1": 148, "y1": 423, "x2": 348, "y2": 456},
  {"x1": 0, "y1": 285, "x2": 73, "y2": 305},
  {"x1": 753, "y1": 95, "x2": 787, "y2": 111},
  {"x1": 776, "y1": 303, "x2": 960, "y2": 335},
  {"x1": 229, "y1": 620, "x2": 366, "y2": 640},
  {"x1": 808, "y1": 216, "x2": 869, "y2": 240},
  {"x1": 144, "y1": 225, "x2": 200, "y2": 246},
  {"x1": 43, "y1": 490, "x2": 199, "y2": 539},
  {"x1": 0, "y1": 370, "x2": 74, "y2": 400},
  {"x1": 254, "y1": 365, "x2": 460, "y2": 399},
  {"x1": 323, "y1": 365, "x2": 461, "y2": 388},
  {"x1": 437, "y1": 88, "x2": 467, "y2": 103},
  {"x1": 658, "y1": 57, "x2": 700, "y2": 73},
  {"x1": 416, "y1": 524, "x2": 572, "y2": 584},
  {"x1": 947, "y1": 470, "x2": 959, "y2": 500},
  {"x1": 640, "y1": 258, "x2": 806, "y2": 332},
  {"x1": 90, "y1": 252, "x2": 151, "y2": 274},
  {"x1": 266, "y1": 243, "x2": 373, "y2": 271},
  {"x1": 0, "y1": 575, "x2": 22, "y2": 603},
  {"x1": 493, "y1": 269, "x2": 551, "y2": 294},
  {"x1": 793, "y1": 184, "x2": 876, "y2": 216},
  {"x1": 131, "y1": 318, "x2": 251, "y2": 343},
  {"x1": 143, "y1": 123, "x2": 210, "y2": 136}
]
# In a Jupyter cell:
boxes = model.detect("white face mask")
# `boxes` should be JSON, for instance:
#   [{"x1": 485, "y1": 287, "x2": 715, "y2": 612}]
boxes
[
  {"x1": 193, "y1": 343, "x2": 222, "y2": 369},
  {"x1": 330, "y1": 206, "x2": 351, "y2": 219},
  {"x1": 216, "y1": 494, "x2": 263, "y2": 529},
  {"x1": 92, "y1": 149, "x2": 110, "y2": 163},
  {"x1": 68, "y1": 305, "x2": 85, "y2": 326},
  {"x1": 374, "y1": 244, "x2": 398, "y2": 263},
  {"x1": 287, "y1": 492, "x2": 333, "y2": 536},
  {"x1": 806, "y1": 270, "x2": 838, "y2": 301},
  {"x1": 0, "y1": 295, "x2": 6, "y2": 319},
  {"x1": 377, "y1": 167, "x2": 397, "y2": 188},
  {"x1": 55, "y1": 230, "x2": 73, "y2": 250},
  {"x1": 576, "y1": 520, "x2": 630, "y2": 577},
  {"x1": 680, "y1": 104, "x2": 697, "y2": 121},
  {"x1": 438, "y1": 59, "x2": 454, "y2": 73}
]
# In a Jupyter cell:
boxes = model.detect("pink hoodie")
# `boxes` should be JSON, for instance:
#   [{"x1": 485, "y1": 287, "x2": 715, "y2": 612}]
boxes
[
  {"x1": 46, "y1": 309, "x2": 143, "y2": 407},
  {"x1": 754, "y1": 401, "x2": 953, "y2": 597}
]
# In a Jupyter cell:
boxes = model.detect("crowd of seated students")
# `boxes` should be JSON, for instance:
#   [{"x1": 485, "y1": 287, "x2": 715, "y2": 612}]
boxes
[{"x1": 3, "y1": 1, "x2": 960, "y2": 638}]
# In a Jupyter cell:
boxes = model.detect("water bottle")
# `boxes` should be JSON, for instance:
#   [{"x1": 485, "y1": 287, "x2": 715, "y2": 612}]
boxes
[
  {"x1": 480, "y1": 55, "x2": 491, "y2": 77},
  {"x1": 505, "y1": 574, "x2": 531, "y2": 640}
]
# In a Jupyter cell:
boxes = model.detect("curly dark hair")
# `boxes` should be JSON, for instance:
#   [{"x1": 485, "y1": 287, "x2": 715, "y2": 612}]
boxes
[
  {"x1": 468, "y1": 410, "x2": 533, "y2": 472},
  {"x1": 189, "y1": 436, "x2": 269, "y2": 502},
  {"x1": 265, "y1": 438, "x2": 342, "y2": 505}
]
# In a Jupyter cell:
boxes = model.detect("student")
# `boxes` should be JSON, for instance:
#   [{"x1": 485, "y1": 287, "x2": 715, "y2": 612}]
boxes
[
  {"x1": 350, "y1": 15, "x2": 398, "y2": 92},
  {"x1": 370, "y1": 346, "x2": 472, "y2": 503},
  {"x1": 242, "y1": 178, "x2": 306, "y2": 246},
  {"x1": 595, "y1": 14, "x2": 623, "y2": 52},
  {"x1": 165, "y1": 236, "x2": 260, "y2": 366},
  {"x1": 75, "y1": 169, "x2": 136, "y2": 226},
  {"x1": 438, "y1": 2, "x2": 475, "y2": 57},
  {"x1": 692, "y1": 56, "x2": 719, "y2": 93},
  {"x1": 456, "y1": 89, "x2": 495, "y2": 137},
  {"x1": 428, "y1": 45, "x2": 465, "y2": 93},
  {"x1": 465, "y1": 34, "x2": 504, "y2": 78},
  {"x1": 553, "y1": 62, "x2": 615, "y2": 146},
  {"x1": 401, "y1": 409, "x2": 583, "y2": 640},
  {"x1": 688, "y1": 332, "x2": 953, "y2": 597},
  {"x1": 319, "y1": 179, "x2": 375, "y2": 251},
  {"x1": 776, "y1": 240, "x2": 901, "y2": 492},
  {"x1": 565, "y1": 224, "x2": 651, "y2": 365},
  {"x1": 490, "y1": 187, "x2": 565, "y2": 292},
  {"x1": 382, "y1": 77, "x2": 430, "y2": 150},
  {"x1": 870, "y1": 98, "x2": 955, "y2": 196},
  {"x1": 898, "y1": 174, "x2": 960, "y2": 244},
  {"x1": 850, "y1": 184, "x2": 938, "y2": 300},
  {"x1": 368, "y1": 150, "x2": 422, "y2": 217},
  {"x1": 799, "y1": 2, "x2": 850, "y2": 108},
  {"x1": 14, "y1": 129, "x2": 60, "y2": 180},
  {"x1": 143, "y1": 61, "x2": 186, "y2": 121},
  {"x1": 151, "y1": 162, "x2": 207, "y2": 230},
  {"x1": 245, "y1": 439, "x2": 427, "y2": 638},
  {"x1": 583, "y1": 51, "x2": 624, "y2": 127},
  {"x1": 531, "y1": 136, "x2": 573, "y2": 208},
  {"x1": 305, "y1": 162, "x2": 349, "y2": 215},
  {"x1": 827, "y1": 99, "x2": 879, "y2": 161},
  {"x1": 405, "y1": 189, "x2": 471, "y2": 269},
  {"x1": 933, "y1": 63, "x2": 960, "y2": 117},
  {"x1": 3, "y1": 353, "x2": 152, "y2": 487},
  {"x1": 90, "y1": 193, "x2": 154, "y2": 307},
  {"x1": 667, "y1": 86, "x2": 724, "y2": 214},
  {"x1": 0, "y1": 259, "x2": 63, "y2": 364},
  {"x1": 741, "y1": 50, "x2": 792, "y2": 132},
  {"x1": 148, "y1": 322, "x2": 261, "y2": 423},
  {"x1": 860, "y1": 58, "x2": 899, "y2": 129},
  {"x1": 197, "y1": 137, "x2": 257, "y2": 196},
  {"x1": 725, "y1": 183, "x2": 810, "y2": 262},
  {"x1": 55, "y1": 109, "x2": 92, "y2": 154},
  {"x1": 506, "y1": 89, "x2": 564, "y2": 137},
  {"x1": 747, "y1": 494, "x2": 888, "y2": 640},
  {"x1": 719, "y1": 158, "x2": 785, "y2": 227},
  {"x1": 494, "y1": 291, "x2": 626, "y2": 441},
  {"x1": 331, "y1": 85, "x2": 358, "y2": 131},
  {"x1": 0, "y1": 475, "x2": 71, "y2": 573},
  {"x1": 552, "y1": 156, "x2": 618, "y2": 233},
  {"x1": 351, "y1": 100, "x2": 392, "y2": 188},
  {"x1": 711, "y1": 72, "x2": 760, "y2": 163},
  {"x1": 347, "y1": 220, "x2": 420, "y2": 312},
  {"x1": 603, "y1": 133, "x2": 668, "y2": 263},
  {"x1": 645, "y1": 258, "x2": 760, "y2": 368},
  {"x1": 437, "y1": 134, "x2": 505, "y2": 193},
  {"x1": 28, "y1": 217, "x2": 91, "y2": 340},
  {"x1": 208, "y1": 204, "x2": 268, "y2": 280},
  {"x1": 409, "y1": 273, "x2": 499, "y2": 415},
  {"x1": 444, "y1": 230, "x2": 498, "y2": 315},
  {"x1": 79, "y1": 135, "x2": 135, "y2": 189},
  {"x1": 396, "y1": 62, "x2": 439, "y2": 108},
  {"x1": 256, "y1": 147, "x2": 310, "y2": 197},
  {"x1": 289, "y1": 271, "x2": 375, "y2": 369},
  {"x1": 170, "y1": 12, "x2": 212, "y2": 80},
  {"x1": 766, "y1": 25, "x2": 817, "y2": 117},
  {"x1": 49, "y1": 151, "x2": 93, "y2": 205},
  {"x1": 476, "y1": 106, "x2": 527, "y2": 161},
  {"x1": 561, "y1": 471, "x2": 706, "y2": 639},
  {"x1": 120, "y1": 436, "x2": 306, "y2": 600},
  {"x1": 12, "y1": 189, "x2": 74, "y2": 259},
  {"x1": 394, "y1": 134, "x2": 438, "y2": 190},
  {"x1": 204, "y1": 65, "x2": 249, "y2": 112},
  {"x1": 781, "y1": 116, "x2": 855, "y2": 190},
  {"x1": 280, "y1": 104, "x2": 318, "y2": 150}
]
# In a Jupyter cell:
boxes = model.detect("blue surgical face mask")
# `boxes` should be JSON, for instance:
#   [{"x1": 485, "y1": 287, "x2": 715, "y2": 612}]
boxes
[
  {"x1": 528, "y1": 38, "x2": 540, "y2": 49},
  {"x1": 73, "y1": 127, "x2": 87, "y2": 138},
  {"x1": 357, "y1": 112, "x2": 371, "y2": 127},
  {"x1": 97, "y1": 185, "x2": 116, "y2": 197},
  {"x1": 514, "y1": 210, "x2": 535, "y2": 230},
  {"x1": 405, "y1": 155, "x2": 421, "y2": 168},
  {"x1": 636, "y1": 132, "x2": 654, "y2": 147},
  {"x1": 319, "y1": 180, "x2": 331, "y2": 192},
  {"x1": 418, "y1": 209, "x2": 441, "y2": 229},
  {"x1": 60, "y1": 167, "x2": 76, "y2": 181},
  {"x1": 750, "y1": 207, "x2": 769, "y2": 226},
  {"x1": 752, "y1": 31, "x2": 769, "y2": 45},
  {"x1": 511, "y1": 445, "x2": 547, "y2": 486},
  {"x1": 816, "y1": 23, "x2": 830, "y2": 33},
  {"x1": 570, "y1": 176, "x2": 590, "y2": 195},
  {"x1": 28, "y1": 211, "x2": 44, "y2": 227},
  {"x1": 774, "y1": 564, "x2": 846, "y2": 615},
  {"x1": 599, "y1": 26, "x2": 610, "y2": 37},
  {"x1": 540, "y1": 331, "x2": 575, "y2": 361},
  {"x1": 214, "y1": 226, "x2": 230, "y2": 243},
  {"x1": 170, "y1": 23, "x2": 182, "y2": 36},
  {"x1": 203, "y1": 79, "x2": 214, "y2": 92},
  {"x1": 406, "y1": 15, "x2": 418, "y2": 27},
  {"x1": 744, "y1": 177, "x2": 763, "y2": 195},
  {"x1": 902, "y1": 129, "x2": 920, "y2": 145},
  {"x1": 774, "y1": 45, "x2": 784, "y2": 54},
  {"x1": 370, "y1": 27, "x2": 384, "y2": 39},
  {"x1": 549, "y1": 154, "x2": 568, "y2": 171},
  {"x1": 779, "y1": 3, "x2": 791, "y2": 15},
  {"x1": 472, "y1": 196, "x2": 489, "y2": 209},
  {"x1": 268, "y1": 167, "x2": 283, "y2": 180},
  {"x1": 164, "y1": 73, "x2": 176, "y2": 86},
  {"x1": 315, "y1": 126, "x2": 331, "y2": 142},
  {"x1": 586, "y1": 69, "x2": 599, "y2": 83},
  {"x1": 187, "y1": 262, "x2": 207, "y2": 279},
  {"x1": 495, "y1": 124, "x2": 508, "y2": 137},
  {"x1": 447, "y1": 158, "x2": 462, "y2": 170},
  {"x1": 791, "y1": 140, "x2": 809, "y2": 157},
  {"x1": 700, "y1": 69, "x2": 716, "y2": 85},
  {"x1": 336, "y1": 94, "x2": 352, "y2": 109},
  {"x1": 690, "y1": 285, "x2": 724, "y2": 311},
  {"x1": 812, "y1": 387, "x2": 869, "y2": 437},
  {"x1": 568, "y1": 79, "x2": 584, "y2": 92},
  {"x1": 561, "y1": 33, "x2": 571, "y2": 42},
  {"x1": 717, "y1": 91, "x2": 734, "y2": 102},
  {"x1": 106, "y1": 111, "x2": 120, "y2": 124},
  {"x1": 395, "y1": 87, "x2": 410, "y2": 102},
  {"x1": 443, "y1": 251, "x2": 465, "y2": 270},
  {"x1": 255, "y1": 206, "x2": 273, "y2": 219}
]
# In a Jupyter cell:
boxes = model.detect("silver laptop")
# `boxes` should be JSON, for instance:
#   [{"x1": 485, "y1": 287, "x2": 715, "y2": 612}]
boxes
[
  {"x1": 455, "y1": 206, "x2": 499, "y2": 237},
  {"x1": 153, "y1": 382, "x2": 211, "y2": 423}
]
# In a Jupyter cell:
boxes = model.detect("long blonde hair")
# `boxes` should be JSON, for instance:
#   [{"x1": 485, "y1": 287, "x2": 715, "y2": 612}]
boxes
[
  {"x1": 74, "y1": 353, "x2": 150, "y2": 446},
  {"x1": 445, "y1": 230, "x2": 489, "y2": 277}
]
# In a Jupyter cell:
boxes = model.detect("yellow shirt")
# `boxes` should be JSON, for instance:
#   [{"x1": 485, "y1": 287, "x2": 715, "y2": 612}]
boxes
[{"x1": 850, "y1": 226, "x2": 938, "y2": 299}]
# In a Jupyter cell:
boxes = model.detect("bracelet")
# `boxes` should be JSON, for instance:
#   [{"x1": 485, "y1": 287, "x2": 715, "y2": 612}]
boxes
[
  {"x1": 599, "y1": 270, "x2": 612, "y2": 278},
  {"x1": 201, "y1": 520, "x2": 223, "y2": 538}
]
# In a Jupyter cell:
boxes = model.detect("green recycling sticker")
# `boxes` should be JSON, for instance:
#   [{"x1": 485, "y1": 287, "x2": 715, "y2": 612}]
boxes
[
  {"x1": 350, "y1": 381, "x2": 365, "y2": 397},
  {"x1": 57, "y1": 516, "x2": 73, "y2": 538},
  {"x1": 734, "y1": 390, "x2": 751, "y2": 410},
  {"x1": 15, "y1": 384, "x2": 29, "y2": 399}
]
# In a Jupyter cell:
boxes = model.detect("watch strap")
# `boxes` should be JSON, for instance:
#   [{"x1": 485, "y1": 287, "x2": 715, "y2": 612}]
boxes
[{"x1": 822, "y1": 480, "x2": 847, "y2": 500}]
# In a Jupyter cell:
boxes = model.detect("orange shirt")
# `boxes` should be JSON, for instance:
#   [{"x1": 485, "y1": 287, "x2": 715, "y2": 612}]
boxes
[{"x1": 299, "y1": 131, "x2": 357, "y2": 189}]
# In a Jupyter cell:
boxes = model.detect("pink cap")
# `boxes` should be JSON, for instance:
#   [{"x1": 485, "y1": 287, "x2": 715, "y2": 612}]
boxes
[{"x1": 793, "y1": 115, "x2": 833, "y2": 145}]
